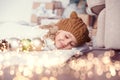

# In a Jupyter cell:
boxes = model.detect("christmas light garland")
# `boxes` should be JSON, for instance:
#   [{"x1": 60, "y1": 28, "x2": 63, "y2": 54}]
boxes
[
  {"x1": 0, "y1": 37, "x2": 45, "y2": 52},
  {"x1": 0, "y1": 38, "x2": 120, "y2": 79}
]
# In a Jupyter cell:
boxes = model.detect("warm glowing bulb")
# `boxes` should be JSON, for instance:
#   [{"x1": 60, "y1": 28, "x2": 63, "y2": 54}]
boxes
[
  {"x1": 41, "y1": 76, "x2": 49, "y2": 80},
  {"x1": 49, "y1": 76, "x2": 57, "y2": 80},
  {"x1": 0, "y1": 70, "x2": 3, "y2": 76}
]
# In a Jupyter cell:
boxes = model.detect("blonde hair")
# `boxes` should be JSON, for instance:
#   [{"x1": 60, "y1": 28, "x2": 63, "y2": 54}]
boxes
[{"x1": 39, "y1": 24, "x2": 58, "y2": 40}]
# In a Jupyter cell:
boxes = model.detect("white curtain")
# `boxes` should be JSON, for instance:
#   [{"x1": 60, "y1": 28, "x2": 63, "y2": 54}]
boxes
[{"x1": 0, "y1": 0, "x2": 33, "y2": 23}]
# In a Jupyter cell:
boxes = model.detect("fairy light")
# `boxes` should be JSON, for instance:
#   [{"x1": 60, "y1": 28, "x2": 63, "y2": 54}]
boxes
[
  {"x1": 10, "y1": 66, "x2": 15, "y2": 75},
  {"x1": 87, "y1": 71, "x2": 93, "y2": 78},
  {"x1": 114, "y1": 61, "x2": 120, "y2": 71},
  {"x1": 31, "y1": 38, "x2": 44, "y2": 51},
  {"x1": 102, "y1": 53, "x2": 111, "y2": 64},
  {"x1": 8, "y1": 38, "x2": 21, "y2": 51},
  {"x1": 13, "y1": 74, "x2": 30, "y2": 80},
  {"x1": 35, "y1": 66, "x2": 43, "y2": 74},
  {"x1": 0, "y1": 70, "x2": 3, "y2": 76},
  {"x1": 106, "y1": 72, "x2": 112, "y2": 79},
  {"x1": 109, "y1": 65, "x2": 116, "y2": 76},
  {"x1": 49, "y1": 76, "x2": 57, "y2": 80},
  {"x1": 23, "y1": 67, "x2": 33, "y2": 78},
  {"x1": 0, "y1": 38, "x2": 45, "y2": 52},
  {"x1": 86, "y1": 61, "x2": 93, "y2": 71},
  {"x1": 41, "y1": 76, "x2": 49, "y2": 80},
  {"x1": 44, "y1": 69, "x2": 51, "y2": 75},
  {"x1": 10, "y1": 69, "x2": 15, "y2": 75},
  {"x1": 0, "y1": 39, "x2": 9, "y2": 52},
  {"x1": 87, "y1": 52, "x2": 94, "y2": 60},
  {"x1": 20, "y1": 39, "x2": 32, "y2": 52},
  {"x1": 18, "y1": 65, "x2": 24, "y2": 73},
  {"x1": 0, "y1": 48, "x2": 120, "y2": 80}
]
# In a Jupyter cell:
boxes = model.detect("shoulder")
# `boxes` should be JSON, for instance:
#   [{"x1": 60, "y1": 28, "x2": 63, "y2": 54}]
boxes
[{"x1": 72, "y1": 44, "x2": 90, "y2": 52}]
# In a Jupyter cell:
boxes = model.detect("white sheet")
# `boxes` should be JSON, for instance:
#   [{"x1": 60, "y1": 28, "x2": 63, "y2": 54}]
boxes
[
  {"x1": 0, "y1": 22, "x2": 48, "y2": 39},
  {"x1": 0, "y1": 49, "x2": 80, "y2": 68}
]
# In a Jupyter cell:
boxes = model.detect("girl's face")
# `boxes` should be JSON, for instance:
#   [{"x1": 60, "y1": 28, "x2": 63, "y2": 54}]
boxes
[{"x1": 55, "y1": 30, "x2": 77, "y2": 49}]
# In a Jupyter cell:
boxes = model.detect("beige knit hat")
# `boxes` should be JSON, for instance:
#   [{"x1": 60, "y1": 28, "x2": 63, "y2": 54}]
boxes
[{"x1": 56, "y1": 11, "x2": 91, "y2": 46}]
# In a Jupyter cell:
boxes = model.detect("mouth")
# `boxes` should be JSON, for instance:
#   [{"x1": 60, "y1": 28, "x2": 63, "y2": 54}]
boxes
[{"x1": 60, "y1": 42, "x2": 66, "y2": 48}]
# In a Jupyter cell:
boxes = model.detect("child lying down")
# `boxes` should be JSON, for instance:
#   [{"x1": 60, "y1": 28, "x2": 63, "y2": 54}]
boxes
[
  {"x1": 0, "y1": 11, "x2": 91, "y2": 69},
  {"x1": 39, "y1": 11, "x2": 91, "y2": 51},
  {"x1": 0, "y1": 11, "x2": 90, "y2": 52}
]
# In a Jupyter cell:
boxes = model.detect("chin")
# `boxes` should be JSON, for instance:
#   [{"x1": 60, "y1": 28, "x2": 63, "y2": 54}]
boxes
[
  {"x1": 56, "y1": 46, "x2": 63, "y2": 49},
  {"x1": 55, "y1": 42, "x2": 62, "y2": 49}
]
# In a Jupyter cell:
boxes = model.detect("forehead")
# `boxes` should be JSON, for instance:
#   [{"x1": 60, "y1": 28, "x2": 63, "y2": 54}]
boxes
[
  {"x1": 59, "y1": 30, "x2": 77, "y2": 41},
  {"x1": 59, "y1": 30, "x2": 72, "y2": 35}
]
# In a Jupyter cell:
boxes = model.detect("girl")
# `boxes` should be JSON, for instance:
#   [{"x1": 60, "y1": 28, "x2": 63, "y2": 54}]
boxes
[
  {"x1": 0, "y1": 11, "x2": 90, "y2": 51},
  {"x1": 40, "y1": 11, "x2": 91, "y2": 50}
]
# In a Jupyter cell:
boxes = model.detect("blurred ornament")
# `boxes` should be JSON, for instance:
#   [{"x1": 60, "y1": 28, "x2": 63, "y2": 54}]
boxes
[
  {"x1": 20, "y1": 39, "x2": 32, "y2": 52},
  {"x1": 0, "y1": 39, "x2": 9, "y2": 52},
  {"x1": 8, "y1": 38, "x2": 20, "y2": 51},
  {"x1": 31, "y1": 37, "x2": 45, "y2": 51}
]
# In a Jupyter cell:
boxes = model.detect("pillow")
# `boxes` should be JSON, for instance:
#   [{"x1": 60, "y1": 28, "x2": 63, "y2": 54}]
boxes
[
  {"x1": 105, "y1": 0, "x2": 120, "y2": 49},
  {"x1": 95, "y1": 8, "x2": 105, "y2": 48}
]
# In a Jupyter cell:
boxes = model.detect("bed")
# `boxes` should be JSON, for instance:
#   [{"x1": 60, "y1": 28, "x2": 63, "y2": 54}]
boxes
[
  {"x1": 0, "y1": 1, "x2": 87, "y2": 79},
  {"x1": 0, "y1": 23, "x2": 119, "y2": 80},
  {"x1": 0, "y1": 22, "x2": 87, "y2": 80},
  {"x1": 1, "y1": 0, "x2": 120, "y2": 80}
]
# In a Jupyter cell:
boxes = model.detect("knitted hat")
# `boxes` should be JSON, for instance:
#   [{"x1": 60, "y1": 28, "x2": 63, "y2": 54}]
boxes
[{"x1": 56, "y1": 11, "x2": 91, "y2": 46}]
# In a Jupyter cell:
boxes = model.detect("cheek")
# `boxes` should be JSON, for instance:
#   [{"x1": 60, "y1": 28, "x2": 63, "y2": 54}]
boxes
[{"x1": 54, "y1": 36, "x2": 62, "y2": 48}]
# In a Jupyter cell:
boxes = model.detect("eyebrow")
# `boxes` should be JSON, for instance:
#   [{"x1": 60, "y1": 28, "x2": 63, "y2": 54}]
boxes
[
  {"x1": 67, "y1": 33, "x2": 72, "y2": 38},
  {"x1": 68, "y1": 33, "x2": 77, "y2": 42}
]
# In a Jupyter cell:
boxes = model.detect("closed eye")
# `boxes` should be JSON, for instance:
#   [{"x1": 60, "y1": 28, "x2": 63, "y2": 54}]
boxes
[
  {"x1": 70, "y1": 42, "x2": 76, "y2": 47},
  {"x1": 65, "y1": 35, "x2": 69, "y2": 39}
]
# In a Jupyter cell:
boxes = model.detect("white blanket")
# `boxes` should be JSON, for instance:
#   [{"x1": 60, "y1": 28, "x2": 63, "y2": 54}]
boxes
[
  {"x1": 0, "y1": 50, "x2": 80, "y2": 68},
  {"x1": 0, "y1": 22, "x2": 48, "y2": 39}
]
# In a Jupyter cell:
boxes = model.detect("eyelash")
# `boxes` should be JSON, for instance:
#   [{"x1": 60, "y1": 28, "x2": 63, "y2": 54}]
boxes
[
  {"x1": 65, "y1": 35, "x2": 69, "y2": 39},
  {"x1": 65, "y1": 35, "x2": 76, "y2": 46},
  {"x1": 70, "y1": 42, "x2": 75, "y2": 47}
]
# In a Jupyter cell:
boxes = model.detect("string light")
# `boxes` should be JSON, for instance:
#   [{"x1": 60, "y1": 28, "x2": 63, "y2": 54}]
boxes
[
  {"x1": 0, "y1": 39, "x2": 120, "y2": 80},
  {"x1": 0, "y1": 38, "x2": 45, "y2": 52}
]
